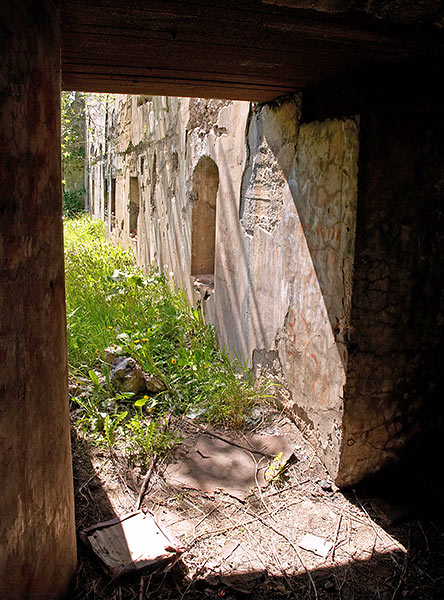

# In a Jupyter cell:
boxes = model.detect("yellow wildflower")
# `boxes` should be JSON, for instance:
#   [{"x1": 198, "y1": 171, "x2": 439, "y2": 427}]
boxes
[{"x1": 171, "y1": 358, "x2": 177, "y2": 365}]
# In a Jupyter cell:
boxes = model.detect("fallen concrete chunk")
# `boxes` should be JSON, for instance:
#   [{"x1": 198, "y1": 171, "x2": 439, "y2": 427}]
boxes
[
  {"x1": 110, "y1": 356, "x2": 146, "y2": 394},
  {"x1": 80, "y1": 510, "x2": 184, "y2": 577},
  {"x1": 144, "y1": 373, "x2": 166, "y2": 393},
  {"x1": 298, "y1": 533, "x2": 333, "y2": 558}
]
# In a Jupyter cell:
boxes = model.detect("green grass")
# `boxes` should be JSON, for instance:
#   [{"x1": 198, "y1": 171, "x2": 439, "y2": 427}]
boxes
[{"x1": 65, "y1": 216, "x2": 269, "y2": 465}]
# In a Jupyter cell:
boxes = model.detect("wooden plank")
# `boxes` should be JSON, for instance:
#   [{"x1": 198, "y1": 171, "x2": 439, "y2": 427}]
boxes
[
  {"x1": 60, "y1": 46, "x2": 342, "y2": 90},
  {"x1": 61, "y1": 27, "x2": 413, "y2": 95},
  {"x1": 60, "y1": 30, "x2": 362, "y2": 72},
  {"x1": 61, "y1": 23, "x2": 395, "y2": 68},
  {"x1": 60, "y1": 3, "x2": 427, "y2": 57},
  {"x1": 80, "y1": 511, "x2": 183, "y2": 577},
  {"x1": 60, "y1": 0, "x2": 443, "y2": 102},
  {"x1": 61, "y1": 0, "x2": 438, "y2": 49},
  {"x1": 61, "y1": 61, "x2": 309, "y2": 88},
  {"x1": 61, "y1": 71, "x2": 293, "y2": 101}
]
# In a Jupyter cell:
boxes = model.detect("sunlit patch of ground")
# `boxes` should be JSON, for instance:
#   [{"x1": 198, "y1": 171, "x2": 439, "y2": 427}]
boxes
[{"x1": 69, "y1": 405, "x2": 444, "y2": 600}]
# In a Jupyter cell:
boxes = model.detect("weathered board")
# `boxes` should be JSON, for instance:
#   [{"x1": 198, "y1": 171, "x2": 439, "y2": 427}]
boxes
[
  {"x1": 60, "y1": 0, "x2": 441, "y2": 101},
  {"x1": 80, "y1": 511, "x2": 184, "y2": 577}
]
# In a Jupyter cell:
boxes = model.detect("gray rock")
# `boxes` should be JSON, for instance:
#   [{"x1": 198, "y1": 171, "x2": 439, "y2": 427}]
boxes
[
  {"x1": 144, "y1": 373, "x2": 166, "y2": 393},
  {"x1": 104, "y1": 345, "x2": 123, "y2": 364},
  {"x1": 319, "y1": 479, "x2": 333, "y2": 492},
  {"x1": 110, "y1": 357, "x2": 146, "y2": 394}
]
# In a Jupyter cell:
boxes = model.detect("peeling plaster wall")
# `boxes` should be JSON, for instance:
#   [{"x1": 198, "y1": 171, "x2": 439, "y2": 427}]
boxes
[
  {"x1": 277, "y1": 118, "x2": 359, "y2": 476},
  {"x1": 216, "y1": 103, "x2": 359, "y2": 478},
  {"x1": 88, "y1": 94, "x2": 360, "y2": 480}
]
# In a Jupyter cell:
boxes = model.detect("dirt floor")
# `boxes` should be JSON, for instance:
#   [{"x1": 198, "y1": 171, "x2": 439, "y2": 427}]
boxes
[{"x1": 68, "y1": 406, "x2": 444, "y2": 600}]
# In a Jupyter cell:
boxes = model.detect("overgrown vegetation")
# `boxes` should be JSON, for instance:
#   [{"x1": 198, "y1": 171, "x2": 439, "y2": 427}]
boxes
[
  {"x1": 61, "y1": 92, "x2": 116, "y2": 217},
  {"x1": 63, "y1": 188, "x2": 85, "y2": 218},
  {"x1": 66, "y1": 216, "x2": 269, "y2": 466}
]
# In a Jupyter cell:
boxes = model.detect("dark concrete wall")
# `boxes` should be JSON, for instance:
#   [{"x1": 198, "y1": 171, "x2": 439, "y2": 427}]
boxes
[
  {"x1": 0, "y1": 2, "x2": 77, "y2": 598},
  {"x1": 338, "y1": 112, "x2": 444, "y2": 486}
]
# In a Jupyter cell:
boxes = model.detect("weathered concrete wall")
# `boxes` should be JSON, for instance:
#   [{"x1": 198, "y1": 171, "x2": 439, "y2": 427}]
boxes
[
  {"x1": 214, "y1": 103, "x2": 359, "y2": 477},
  {"x1": 276, "y1": 117, "x2": 359, "y2": 476},
  {"x1": 88, "y1": 94, "x2": 359, "y2": 480},
  {"x1": 0, "y1": 2, "x2": 77, "y2": 598},
  {"x1": 337, "y1": 112, "x2": 444, "y2": 486}
]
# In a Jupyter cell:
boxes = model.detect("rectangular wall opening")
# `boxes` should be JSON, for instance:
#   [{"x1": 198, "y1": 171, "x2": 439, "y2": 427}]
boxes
[
  {"x1": 103, "y1": 175, "x2": 108, "y2": 221},
  {"x1": 110, "y1": 177, "x2": 116, "y2": 229},
  {"x1": 129, "y1": 176, "x2": 140, "y2": 237}
]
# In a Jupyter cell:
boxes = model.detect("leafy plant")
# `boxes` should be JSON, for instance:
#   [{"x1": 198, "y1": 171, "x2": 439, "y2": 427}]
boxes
[
  {"x1": 65, "y1": 215, "x2": 271, "y2": 465},
  {"x1": 63, "y1": 188, "x2": 85, "y2": 217},
  {"x1": 265, "y1": 452, "x2": 287, "y2": 483},
  {"x1": 125, "y1": 415, "x2": 179, "y2": 467},
  {"x1": 102, "y1": 410, "x2": 128, "y2": 448}
]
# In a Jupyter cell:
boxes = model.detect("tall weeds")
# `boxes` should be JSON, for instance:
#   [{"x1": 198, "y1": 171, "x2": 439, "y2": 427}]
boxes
[{"x1": 65, "y1": 216, "x2": 268, "y2": 464}]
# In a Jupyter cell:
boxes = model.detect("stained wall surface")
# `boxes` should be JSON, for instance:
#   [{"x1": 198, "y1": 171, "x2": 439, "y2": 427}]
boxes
[
  {"x1": 0, "y1": 2, "x2": 77, "y2": 598},
  {"x1": 88, "y1": 94, "x2": 359, "y2": 479},
  {"x1": 338, "y1": 112, "x2": 444, "y2": 486}
]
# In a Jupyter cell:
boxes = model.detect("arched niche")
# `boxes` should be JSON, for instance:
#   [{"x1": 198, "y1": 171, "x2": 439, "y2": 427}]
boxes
[{"x1": 191, "y1": 156, "x2": 219, "y2": 278}]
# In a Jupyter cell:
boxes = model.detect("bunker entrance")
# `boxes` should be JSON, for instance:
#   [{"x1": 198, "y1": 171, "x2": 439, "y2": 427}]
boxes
[{"x1": 64, "y1": 92, "x2": 444, "y2": 600}]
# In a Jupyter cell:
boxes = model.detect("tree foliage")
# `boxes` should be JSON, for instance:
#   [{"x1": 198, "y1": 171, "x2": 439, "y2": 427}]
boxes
[
  {"x1": 61, "y1": 91, "x2": 116, "y2": 181},
  {"x1": 61, "y1": 92, "x2": 116, "y2": 215},
  {"x1": 61, "y1": 91, "x2": 86, "y2": 183}
]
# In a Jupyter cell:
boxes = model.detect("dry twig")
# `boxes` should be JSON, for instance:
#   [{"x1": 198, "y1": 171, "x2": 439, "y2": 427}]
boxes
[
  {"x1": 331, "y1": 510, "x2": 344, "y2": 561},
  {"x1": 136, "y1": 455, "x2": 156, "y2": 510},
  {"x1": 245, "y1": 509, "x2": 318, "y2": 600}
]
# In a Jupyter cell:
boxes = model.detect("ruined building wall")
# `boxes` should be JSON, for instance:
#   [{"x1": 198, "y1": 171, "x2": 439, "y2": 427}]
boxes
[
  {"x1": 87, "y1": 94, "x2": 359, "y2": 481},
  {"x1": 87, "y1": 94, "x2": 444, "y2": 487},
  {"x1": 87, "y1": 90, "x2": 444, "y2": 490}
]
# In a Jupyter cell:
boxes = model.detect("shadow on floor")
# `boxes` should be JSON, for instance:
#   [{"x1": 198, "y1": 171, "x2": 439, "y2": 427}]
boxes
[{"x1": 67, "y1": 419, "x2": 444, "y2": 600}]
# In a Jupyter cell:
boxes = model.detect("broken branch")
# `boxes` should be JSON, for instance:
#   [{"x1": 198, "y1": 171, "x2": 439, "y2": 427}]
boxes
[{"x1": 184, "y1": 420, "x2": 275, "y2": 458}]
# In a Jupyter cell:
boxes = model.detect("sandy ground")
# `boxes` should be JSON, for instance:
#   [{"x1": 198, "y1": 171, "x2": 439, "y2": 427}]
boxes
[{"x1": 68, "y1": 406, "x2": 444, "y2": 600}]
